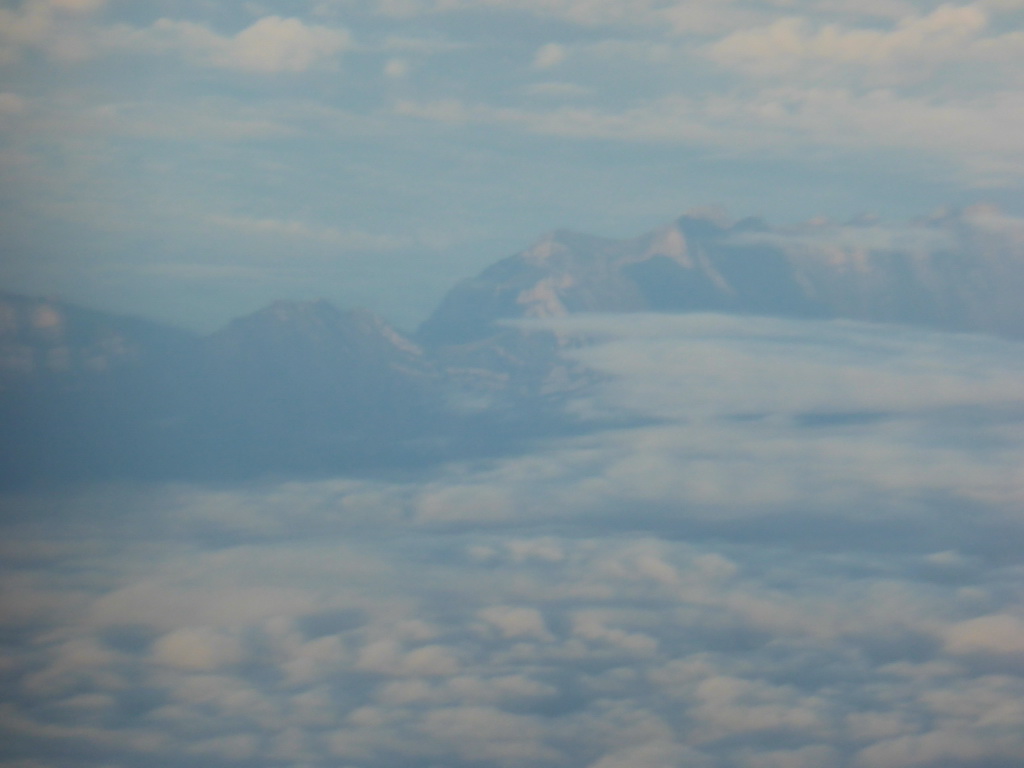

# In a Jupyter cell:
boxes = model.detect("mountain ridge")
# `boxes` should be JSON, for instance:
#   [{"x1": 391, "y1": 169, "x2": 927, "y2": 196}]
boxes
[
  {"x1": 417, "y1": 206, "x2": 1024, "y2": 348},
  {"x1": 4, "y1": 204, "x2": 1023, "y2": 486}
]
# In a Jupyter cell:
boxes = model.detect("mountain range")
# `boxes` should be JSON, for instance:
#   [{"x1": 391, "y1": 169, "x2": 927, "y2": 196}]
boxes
[{"x1": 3, "y1": 206, "x2": 1023, "y2": 487}]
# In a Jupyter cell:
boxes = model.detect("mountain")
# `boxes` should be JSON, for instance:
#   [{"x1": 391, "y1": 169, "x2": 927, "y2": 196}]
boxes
[
  {"x1": 780, "y1": 209, "x2": 1024, "y2": 338},
  {"x1": 0, "y1": 291, "x2": 196, "y2": 383},
  {"x1": 413, "y1": 207, "x2": 1024, "y2": 413},
  {"x1": 0, "y1": 292, "x2": 199, "y2": 484},
  {"x1": 418, "y1": 207, "x2": 1024, "y2": 348},
  {"x1": 192, "y1": 300, "x2": 446, "y2": 476},
  {"x1": 0, "y1": 295, "x2": 446, "y2": 486},
  {"x1": 4, "y1": 205, "x2": 1024, "y2": 486}
]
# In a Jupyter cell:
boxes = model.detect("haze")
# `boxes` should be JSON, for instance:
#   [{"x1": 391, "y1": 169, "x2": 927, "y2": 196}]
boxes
[{"x1": 2, "y1": 1, "x2": 1024, "y2": 767}]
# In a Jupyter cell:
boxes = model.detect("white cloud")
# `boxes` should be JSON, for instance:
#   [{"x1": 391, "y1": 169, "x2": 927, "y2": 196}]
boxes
[
  {"x1": 383, "y1": 56, "x2": 410, "y2": 77},
  {"x1": 3, "y1": 498, "x2": 1024, "y2": 766},
  {"x1": 478, "y1": 605, "x2": 554, "y2": 640},
  {"x1": 368, "y1": 1, "x2": 1024, "y2": 191},
  {"x1": 572, "y1": 610, "x2": 659, "y2": 655},
  {"x1": 959, "y1": 203, "x2": 1024, "y2": 242},
  {"x1": 944, "y1": 613, "x2": 1024, "y2": 657},
  {"x1": 727, "y1": 219, "x2": 952, "y2": 253},
  {"x1": 533, "y1": 42, "x2": 567, "y2": 69},
  {"x1": 707, "y1": 5, "x2": 990, "y2": 80},
  {"x1": 397, "y1": 83, "x2": 1024, "y2": 185},
  {"x1": 855, "y1": 726, "x2": 1024, "y2": 768},
  {"x1": 2, "y1": 316, "x2": 1024, "y2": 767},
  {"x1": 737, "y1": 744, "x2": 840, "y2": 768},
  {"x1": 690, "y1": 676, "x2": 828, "y2": 741},
  {"x1": 416, "y1": 482, "x2": 517, "y2": 523},
  {"x1": 588, "y1": 740, "x2": 712, "y2": 768},
  {"x1": 554, "y1": 314, "x2": 1024, "y2": 419},
  {"x1": 112, "y1": 15, "x2": 351, "y2": 73},
  {"x1": 416, "y1": 705, "x2": 558, "y2": 764},
  {"x1": 152, "y1": 627, "x2": 244, "y2": 671},
  {"x1": 216, "y1": 15, "x2": 350, "y2": 73},
  {"x1": 373, "y1": 0, "x2": 763, "y2": 34},
  {"x1": 0, "y1": 0, "x2": 108, "y2": 62}
]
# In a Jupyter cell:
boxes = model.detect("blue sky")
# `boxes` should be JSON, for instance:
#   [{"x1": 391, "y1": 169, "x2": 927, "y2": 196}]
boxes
[{"x1": 2, "y1": 0, "x2": 1024, "y2": 330}]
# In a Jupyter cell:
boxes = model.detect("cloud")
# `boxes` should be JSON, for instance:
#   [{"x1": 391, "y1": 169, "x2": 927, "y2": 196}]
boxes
[
  {"x1": 368, "y1": 2, "x2": 1024, "y2": 190},
  {"x1": 726, "y1": 219, "x2": 952, "y2": 253},
  {"x1": 706, "y1": 5, "x2": 991, "y2": 81},
  {"x1": 0, "y1": 0, "x2": 111, "y2": 63},
  {"x1": 2, "y1": 315, "x2": 1024, "y2": 766},
  {"x1": 533, "y1": 42, "x2": 567, "y2": 69},
  {"x1": 3, "y1": 501, "x2": 1024, "y2": 765},
  {"x1": 415, "y1": 705, "x2": 558, "y2": 763},
  {"x1": 111, "y1": 15, "x2": 351, "y2": 73},
  {"x1": 478, "y1": 605, "x2": 554, "y2": 640},
  {"x1": 370, "y1": 0, "x2": 766, "y2": 34},
  {"x1": 944, "y1": 614, "x2": 1024, "y2": 657},
  {"x1": 397, "y1": 83, "x2": 1024, "y2": 184},
  {"x1": 151, "y1": 627, "x2": 245, "y2": 671},
  {"x1": 210, "y1": 16, "x2": 350, "y2": 73},
  {"x1": 545, "y1": 312, "x2": 1024, "y2": 421},
  {"x1": 589, "y1": 740, "x2": 714, "y2": 768},
  {"x1": 958, "y1": 203, "x2": 1024, "y2": 242},
  {"x1": 383, "y1": 57, "x2": 410, "y2": 77}
]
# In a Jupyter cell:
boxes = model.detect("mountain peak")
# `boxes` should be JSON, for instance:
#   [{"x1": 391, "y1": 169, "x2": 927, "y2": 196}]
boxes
[
  {"x1": 642, "y1": 221, "x2": 692, "y2": 267},
  {"x1": 419, "y1": 207, "x2": 1024, "y2": 346},
  {"x1": 521, "y1": 229, "x2": 613, "y2": 266},
  {"x1": 210, "y1": 299, "x2": 422, "y2": 358}
]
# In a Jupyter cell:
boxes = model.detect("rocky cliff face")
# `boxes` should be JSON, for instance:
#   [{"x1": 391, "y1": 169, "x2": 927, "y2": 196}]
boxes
[
  {"x1": 780, "y1": 209, "x2": 1024, "y2": 338},
  {"x1": 413, "y1": 207, "x2": 1024, "y2": 409},
  {"x1": 418, "y1": 207, "x2": 1024, "y2": 349}
]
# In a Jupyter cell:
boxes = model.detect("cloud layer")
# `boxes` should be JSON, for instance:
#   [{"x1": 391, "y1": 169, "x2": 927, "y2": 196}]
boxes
[{"x1": 2, "y1": 316, "x2": 1023, "y2": 767}]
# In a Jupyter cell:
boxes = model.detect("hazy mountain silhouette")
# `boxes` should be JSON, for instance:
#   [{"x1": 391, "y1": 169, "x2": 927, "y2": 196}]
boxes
[
  {"x1": 3, "y1": 206, "x2": 1023, "y2": 486},
  {"x1": 419, "y1": 208, "x2": 1024, "y2": 347}
]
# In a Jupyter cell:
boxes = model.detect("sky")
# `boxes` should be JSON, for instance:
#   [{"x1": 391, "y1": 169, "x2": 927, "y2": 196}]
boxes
[
  {"x1": 2, "y1": 0, "x2": 1024, "y2": 330},
  {"x1": 3, "y1": 315, "x2": 1024, "y2": 767}
]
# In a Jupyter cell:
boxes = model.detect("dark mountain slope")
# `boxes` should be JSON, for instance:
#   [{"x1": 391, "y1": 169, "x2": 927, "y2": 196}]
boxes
[
  {"x1": 191, "y1": 300, "x2": 446, "y2": 476},
  {"x1": 0, "y1": 296, "x2": 446, "y2": 486},
  {"x1": 0, "y1": 293, "x2": 200, "y2": 484}
]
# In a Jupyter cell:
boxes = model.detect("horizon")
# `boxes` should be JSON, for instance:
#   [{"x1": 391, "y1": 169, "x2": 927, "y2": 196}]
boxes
[
  {"x1": 5, "y1": 199, "x2": 1022, "y2": 335},
  {"x1": 3, "y1": 0, "x2": 1024, "y2": 332}
]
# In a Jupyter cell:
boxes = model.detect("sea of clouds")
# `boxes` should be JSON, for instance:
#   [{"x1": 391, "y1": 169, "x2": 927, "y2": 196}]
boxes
[{"x1": 2, "y1": 314, "x2": 1023, "y2": 768}]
